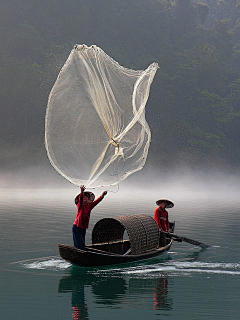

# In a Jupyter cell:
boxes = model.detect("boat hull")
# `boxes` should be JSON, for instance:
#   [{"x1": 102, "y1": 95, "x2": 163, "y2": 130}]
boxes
[{"x1": 58, "y1": 240, "x2": 173, "y2": 267}]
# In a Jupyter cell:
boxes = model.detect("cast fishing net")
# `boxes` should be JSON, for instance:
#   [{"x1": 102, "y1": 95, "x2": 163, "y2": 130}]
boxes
[{"x1": 45, "y1": 45, "x2": 158, "y2": 188}]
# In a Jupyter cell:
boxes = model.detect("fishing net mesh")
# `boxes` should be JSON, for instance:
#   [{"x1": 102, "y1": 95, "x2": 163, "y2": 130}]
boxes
[{"x1": 45, "y1": 45, "x2": 158, "y2": 188}]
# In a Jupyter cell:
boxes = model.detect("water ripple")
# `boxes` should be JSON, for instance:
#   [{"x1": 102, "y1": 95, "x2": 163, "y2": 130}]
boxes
[
  {"x1": 93, "y1": 260, "x2": 240, "y2": 277},
  {"x1": 20, "y1": 258, "x2": 71, "y2": 270}
]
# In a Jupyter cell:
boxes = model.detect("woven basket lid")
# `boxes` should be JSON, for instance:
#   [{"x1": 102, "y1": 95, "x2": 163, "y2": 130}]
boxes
[{"x1": 92, "y1": 214, "x2": 159, "y2": 254}]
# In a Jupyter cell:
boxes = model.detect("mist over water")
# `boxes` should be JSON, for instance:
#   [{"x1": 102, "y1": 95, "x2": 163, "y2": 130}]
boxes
[{"x1": 1, "y1": 164, "x2": 240, "y2": 202}]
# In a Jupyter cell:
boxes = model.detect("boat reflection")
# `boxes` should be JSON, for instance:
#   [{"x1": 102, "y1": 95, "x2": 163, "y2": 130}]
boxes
[
  {"x1": 58, "y1": 265, "x2": 173, "y2": 319},
  {"x1": 92, "y1": 277, "x2": 127, "y2": 305}
]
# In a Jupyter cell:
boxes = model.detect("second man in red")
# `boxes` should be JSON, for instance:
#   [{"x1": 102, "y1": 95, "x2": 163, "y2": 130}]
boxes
[{"x1": 154, "y1": 199, "x2": 174, "y2": 246}]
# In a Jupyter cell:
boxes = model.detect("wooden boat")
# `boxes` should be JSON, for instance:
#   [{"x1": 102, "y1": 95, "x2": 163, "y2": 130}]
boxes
[{"x1": 59, "y1": 214, "x2": 175, "y2": 267}]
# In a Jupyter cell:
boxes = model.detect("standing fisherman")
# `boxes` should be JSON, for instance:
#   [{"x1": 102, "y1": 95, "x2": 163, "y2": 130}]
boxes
[
  {"x1": 73, "y1": 185, "x2": 107, "y2": 249},
  {"x1": 154, "y1": 199, "x2": 174, "y2": 247}
]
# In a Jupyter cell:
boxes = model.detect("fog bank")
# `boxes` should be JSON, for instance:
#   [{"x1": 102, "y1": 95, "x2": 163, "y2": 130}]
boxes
[{"x1": 1, "y1": 166, "x2": 240, "y2": 203}]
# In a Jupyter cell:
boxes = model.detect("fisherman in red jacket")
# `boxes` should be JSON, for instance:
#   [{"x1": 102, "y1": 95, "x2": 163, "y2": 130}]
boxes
[
  {"x1": 72, "y1": 185, "x2": 107, "y2": 249},
  {"x1": 154, "y1": 199, "x2": 174, "y2": 246}
]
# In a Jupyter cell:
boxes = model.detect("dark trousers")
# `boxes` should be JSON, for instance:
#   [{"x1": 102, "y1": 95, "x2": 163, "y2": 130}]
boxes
[
  {"x1": 159, "y1": 231, "x2": 166, "y2": 247},
  {"x1": 72, "y1": 225, "x2": 86, "y2": 250}
]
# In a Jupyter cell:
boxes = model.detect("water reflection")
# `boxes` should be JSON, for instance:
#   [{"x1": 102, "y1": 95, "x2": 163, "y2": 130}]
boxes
[
  {"x1": 58, "y1": 267, "x2": 90, "y2": 320},
  {"x1": 153, "y1": 278, "x2": 170, "y2": 310},
  {"x1": 58, "y1": 265, "x2": 173, "y2": 319},
  {"x1": 57, "y1": 249, "x2": 208, "y2": 318},
  {"x1": 71, "y1": 289, "x2": 89, "y2": 320},
  {"x1": 128, "y1": 276, "x2": 173, "y2": 311},
  {"x1": 59, "y1": 267, "x2": 128, "y2": 319},
  {"x1": 92, "y1": 277, "x2": 127, "y2": 305}
]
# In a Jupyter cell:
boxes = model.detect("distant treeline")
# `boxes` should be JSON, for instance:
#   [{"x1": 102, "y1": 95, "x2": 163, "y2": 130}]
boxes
[{"x1": 0, "y1": 0, "x2": 240, "y2": 169}]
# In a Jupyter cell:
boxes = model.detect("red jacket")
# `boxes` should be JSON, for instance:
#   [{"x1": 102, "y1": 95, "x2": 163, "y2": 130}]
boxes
[
  {"x1": 154, "y1": 207, "x2": 169, "y2": 232},
  {"x1": 73, "y1": 193, "x2": 103, "y2": 229}
]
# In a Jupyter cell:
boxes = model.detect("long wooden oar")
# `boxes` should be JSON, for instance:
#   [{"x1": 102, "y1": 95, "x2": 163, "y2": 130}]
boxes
[{"x1": 163, "y1": 231, "x2": 210, "y2": 248}]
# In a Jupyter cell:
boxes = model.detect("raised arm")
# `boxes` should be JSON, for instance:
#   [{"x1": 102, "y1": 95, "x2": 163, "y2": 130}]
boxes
[
  {"x1": 79, "y1": 185, "x2": 85, "y2": 206},
  {"x1": 91, "y1": 191, "x2": 108, "y2": 209}
]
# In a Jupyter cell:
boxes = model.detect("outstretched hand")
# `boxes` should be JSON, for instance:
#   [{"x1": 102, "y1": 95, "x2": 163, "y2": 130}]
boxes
[{"x1": 102, "y1": 191, "x2": 107, "y2": 197}]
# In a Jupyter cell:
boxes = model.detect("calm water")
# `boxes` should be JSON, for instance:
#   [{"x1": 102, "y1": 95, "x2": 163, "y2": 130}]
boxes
[{"x1": 0, "y1": 187, "x2": 239, "y2": 320}]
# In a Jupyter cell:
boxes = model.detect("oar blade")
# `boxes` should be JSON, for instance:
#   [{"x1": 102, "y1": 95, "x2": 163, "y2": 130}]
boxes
[
  {"x1": 166, "y1": 232, "x2": 210, "y2": 249},
  {"x1": 181, "y1": 236, "x2": 210, "y2": 249}
]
